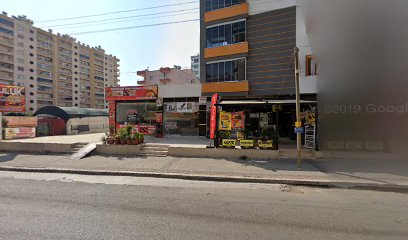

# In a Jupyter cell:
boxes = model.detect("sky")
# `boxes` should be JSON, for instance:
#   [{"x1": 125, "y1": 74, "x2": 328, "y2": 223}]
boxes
[{"x1": 1, "y1": 0, "x2": 200, "y2": 86}]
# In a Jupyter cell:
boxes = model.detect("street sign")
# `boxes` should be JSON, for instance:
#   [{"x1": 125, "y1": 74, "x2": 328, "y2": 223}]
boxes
[{"x1": 294, "y1": 127, "x2": 304, "y2": 134}]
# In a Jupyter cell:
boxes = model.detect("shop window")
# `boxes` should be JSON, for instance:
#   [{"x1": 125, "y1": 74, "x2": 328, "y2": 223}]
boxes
[
  {"x1": 306, "y1": 55, "x2": 318, "y2": 76},
  {"x1": 206, "y1": 19, "x2": 246, "y2": 48},
  {"x1": 206, "y1": 58, "x2": 245, "y2": 82}
]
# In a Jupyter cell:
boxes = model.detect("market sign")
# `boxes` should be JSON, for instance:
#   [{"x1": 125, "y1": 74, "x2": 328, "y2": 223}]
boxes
[
  {"x1": 3, "y1": 116, "x2": 37, "y2": 127},
  {"x1": 240, "y1": 139, "x2": 254, "y2": 148},
  {"x1": 258, "y1": 140, "x2": 273, "y2": 149},
  {"x1": 209, "y1": 93, "x2": 218, "y2": 139},
  {"x1": 222, "y1": 139, "x2": 236, "y2": 147},
  {"x1": 4, "y1": 127, "x2": 35, "y2": 139},
  {"x1": 0, "y1": 84, "x2": 26, "y2": 113},
  {"x1": 105, "y1": 85, "x2": 158, "y2": 101},
  {"x1": 219, "y1": 111, "x2": 232, "y2": 130},
  {"x1": 165, "y1": 102, "x2": 199, "y2": 113}
]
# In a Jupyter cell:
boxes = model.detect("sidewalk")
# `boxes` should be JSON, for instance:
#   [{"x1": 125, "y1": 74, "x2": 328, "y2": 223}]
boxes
[{"x1": 0, "y1": 152, "x2": 407, "y2": 192}]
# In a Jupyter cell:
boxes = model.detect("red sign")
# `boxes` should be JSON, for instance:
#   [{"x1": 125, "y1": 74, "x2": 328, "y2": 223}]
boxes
[
  {"x1": 3, "y1": 116, "x2": 37, "y2": 127},
  {"x1": 209, "y1": 93, "x2": 218, "y2": 139},
  {"x1": 0, "y1": 84, "x2": 26, "y2": 112},
  {"x1": 105, "y1": 85, "x2": 158, "y2": 101},
  {"x1": 232, "y1": 111, "x2": 245, "y2": 130},
  {"x1": 155, "y1": 113, "x2": 163, "y2": 123}
]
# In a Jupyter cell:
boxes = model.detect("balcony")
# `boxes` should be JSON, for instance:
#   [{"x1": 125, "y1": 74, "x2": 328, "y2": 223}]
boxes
[
  {"x1": 205, "y1": 2, "x2": 249, "y2": 23},
  {"x1": 160, "y1": 78, "x2": 171, "y2": 84},
  {"x1": 205, "y1": 42, "x2": 248, "y2": 59},
  {"x1": 0, "y1": 55, "x2": 13, "y2": 64},
  {"x1": 137, "y1": 80, "x2": 146, "y2": 85}
]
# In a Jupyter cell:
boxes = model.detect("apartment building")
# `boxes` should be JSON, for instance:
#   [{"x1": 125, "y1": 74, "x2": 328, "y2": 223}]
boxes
[
  {"x1": 0, "y1": 12, "x2": 120, "y2": 113},
  {"x1": 200, "y1": 0, "x2": 317, "y2": 139},
  {"x1": 190, "y1": 54, "x2": 200, "y2": 80}
]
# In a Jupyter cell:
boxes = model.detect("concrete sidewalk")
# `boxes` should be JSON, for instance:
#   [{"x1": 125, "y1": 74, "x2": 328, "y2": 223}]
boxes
[{"x1": 0, "y1": 152, "x2": 407, "y2": 192}]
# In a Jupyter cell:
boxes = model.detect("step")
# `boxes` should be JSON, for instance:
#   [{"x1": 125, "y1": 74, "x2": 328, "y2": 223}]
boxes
[
  {"x1": 143, "y1": 146, "x2": 169, "y2": 151},
  {"x1": 140, "y1": 150, "x2": 168, "y2": 154},
  {"x1": 138, "y1": 153, "x2": 168, "y2": 157}
]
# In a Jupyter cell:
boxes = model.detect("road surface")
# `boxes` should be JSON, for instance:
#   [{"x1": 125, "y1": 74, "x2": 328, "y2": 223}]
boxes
[{"x1": 0, "y1": 171, "x2": 406, "y2": 240}]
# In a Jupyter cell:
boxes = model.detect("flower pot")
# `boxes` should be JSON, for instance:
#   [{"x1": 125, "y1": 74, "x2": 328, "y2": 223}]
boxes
[
  {"x1": 107, "y1": 139, "x2": 114, "y2": 145},
  {"x1": 114, "y1": 139, "x2": 120, "y2": 145},
  {"x1": 126, "y1": 140, "x2": 131, "y2": 145},
  {"x1": 120, "y1": 140, "x2": 126, "y2": 145},
  {"x1": 134, "y1": 139, "x2": 139, "y2": 145}
]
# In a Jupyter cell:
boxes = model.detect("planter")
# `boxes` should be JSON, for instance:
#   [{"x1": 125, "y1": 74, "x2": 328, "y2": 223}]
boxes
[
  {"x1": 126, "y1": 140, "x2": 131, "y2": 145},
  {"x1": 132, "y1": 139, "x2": 138, "y2": 145},
  {"x1": 120, "y1": 140, "x2": 126, "y2": 145},
  {"x1": 114, "y1": 139, "x2": 120, "y2": 145},
  {"x1": 107, "y1": 138, "x2": 114, "y2": 145}
]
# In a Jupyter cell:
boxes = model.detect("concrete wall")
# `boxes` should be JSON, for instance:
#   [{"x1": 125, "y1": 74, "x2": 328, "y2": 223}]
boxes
[
  {"x1": 158, "y1": 83, "x2": 202, "y2": 98},
  {"x1": 0, "y1": 142, "x2": 74, "y2": 153},
  {"x1": 66, "y1": 116, "x2": 108, "y2": 135},
  {"x1": 95, "y1": 144, "x2": 142, "y2": 155},
  {"x1": 168, "y1": 147, "x2": 278, "y2": 160}
]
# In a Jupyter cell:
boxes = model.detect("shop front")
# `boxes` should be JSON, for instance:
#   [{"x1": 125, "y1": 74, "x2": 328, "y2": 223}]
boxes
[
  {"x1": 163, "y1": 98, "x2": 200, "y2": 136},
  {"x1": 106, "y1": 85, "x2": 160, "y2": 135}
]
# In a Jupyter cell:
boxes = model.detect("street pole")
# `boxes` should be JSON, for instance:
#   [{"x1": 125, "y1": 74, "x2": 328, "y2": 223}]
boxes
[
  {"x1": 0, "y1": 112, "x2": 2, "y2": 142},
  {"x1": 294, "y1": 46, "x2": 302, "y2": 168}
]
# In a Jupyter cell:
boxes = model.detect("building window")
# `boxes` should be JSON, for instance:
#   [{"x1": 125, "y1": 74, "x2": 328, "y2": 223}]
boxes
[
  {"x1": 17, "y1": 66, "x2": 24, "y2": 71},
  {"x1": 17, "y1": 33, "x2": 24, "y2": 39},
  {"x1": 17, "y1": 74, "x2": 25, "y2": 80},
  {"x1": 17, "y1": 50, "x2": 24, "y2": 57},
  {"x1": 29, "y1": 29, "x2": 34, "y2": 34},
  {"x1": 29, "y1": 100, "x2": 34, "y2": 103},
  {"x1": 205, "y1": 0, "x2": 245, "y2": 12},
  {"x1": 305, "y1": 55, "x2": 317, "y2": 76},
  {"x1": 206, "y1": 20, "x2": 246, "y2": 48},
  {"x1": 0, "y1": 18, "x2": 14, "y2": 27},
  {"x1": 18, "y1": 42, "x2": 24, "y2": 47},
  {"x1": 206, "y1": 58, "x2": 245, "y2": 82},
  {"x1": 29, "y1": 37, "x2": 34, "y2": 41}
]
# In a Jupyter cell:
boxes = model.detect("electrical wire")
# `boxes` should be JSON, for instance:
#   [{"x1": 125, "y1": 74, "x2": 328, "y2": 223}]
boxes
[
  {"x1": 36, "y1": 0, "x2": 199, "y2": 23},
  {"x1": 41, "y1": 7, "x2": 199, "y2": 28},
  {"x1": 52, "y1": 10, "x2": 198, "y2": 30},
  {"x1": 68, "y1": 19, "x2": 199, "y2": 35}
]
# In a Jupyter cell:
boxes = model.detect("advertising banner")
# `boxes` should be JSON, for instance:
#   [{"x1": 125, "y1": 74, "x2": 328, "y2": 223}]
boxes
[
  {"x1": 165, "y1": 102, "x2": 199, "y2": 113},
  {"x1": 222, "y1": 139, "x2": 236, "y2": 147},
  {"x1": 209, "y1": 93, "x2": 218, "y2": 139},
  {"x1": 3, "y1": 116, "x2": 37, "y2": 127},
  {"x1": 231, "y1": 111, "x2": 245, "y2": 130},
  {"x1": 240, "y1": 140, "x2": 254, "y2": 148},
  {"x1": 155, "y1": 113, "x2": 163, "y2": 123},
  {"x1": 105, "y1": 85, "x2": 158, "y2": 101},
  {"x1": 165, "y1": 122, "x2": 177, "y2": 130},
  {"x1": 0, "y1": 84, "x2": 26, "y2": 113},
  {"x1": 219, "y1": 111, "x2": 232, "y2": 131},
  {"x1": 4, "y1": 127, "x2": 35, "y2": 139}
]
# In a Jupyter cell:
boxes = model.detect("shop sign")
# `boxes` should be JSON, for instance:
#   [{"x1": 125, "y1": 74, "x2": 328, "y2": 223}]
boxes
[
  {"x1": 165, "y1": 122, "x2": 177, "y2": 129},
  {"x1": 295, "y1": 127, "x2": 304, "y2": 134},
  {"x1": 222, "y1": 139, "x2": 236, "y2": 147},
  {"x1": 155, "y1": 113, "x2": 163, "y2": 123},
  {"x1": 258, "y1": 140, "x2": 273, "y2": 149},
  {"x1": 240, "y1": 139, "x2": 254, "y2": 147},
  {"x1": 0, "y1": 84, "x2": 26, "y2": 113},
  {"x1": 219, "y1": 111, "x2": 232, "y2": 131},
  {"x1": 105, "y1": 85, "x2": 158, "y2": 101},
  {"x1": 4, "y1": 127, "x2": 35, "y2": 139},
  {"x1": 165, "y1": 102, "x2": 199, "y2": 113},
  {"x1": 3, "y1": 116, "x2": 37, "y2": 127},
  {"x1": 272, "y1": 104, "x2": 282, "y2": 112},
  {"x1": 209, "y1": 93, "x2": 218, "y2": 139},
  {"x1": 199, "y1": 97, "x2": 207, "y2": 105},
  {"x1": 231, "y1": 111, "x2": 245, "y2": 130}
]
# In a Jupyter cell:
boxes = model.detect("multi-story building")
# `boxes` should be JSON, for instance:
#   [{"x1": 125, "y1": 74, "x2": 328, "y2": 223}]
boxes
[
  {"x1": 136, "y1": 66, "x2": 202, "y2": 136},
  {"x1": 0, "y1": 12, "x2": 120, "y2": 113},
  {"x1": 200, "y1": 0, "x2": 317, "y2": 139},
  {"x1": 190, "y1": 54, "x2": 200, "y2": 80}
]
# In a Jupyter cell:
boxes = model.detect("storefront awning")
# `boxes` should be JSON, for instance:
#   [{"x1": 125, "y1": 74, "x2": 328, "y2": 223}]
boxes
[{"x1": 217, "y1": 99, "x2": 317, "y2": 105}]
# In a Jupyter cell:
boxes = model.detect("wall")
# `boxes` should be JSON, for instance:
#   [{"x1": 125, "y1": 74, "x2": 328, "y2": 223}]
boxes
[
  {"x1": 158, "y1": 83, "x2": 201, "y2": 98},
  {"x1": 296, "y1": 1, "x2": 317, "y2": 94},
  {"x1": 66, "y1": 116, "x2": 108, "y2": 135},
  {"x1": 247, "y1": 0, "x2": 296, "y2": 15}
]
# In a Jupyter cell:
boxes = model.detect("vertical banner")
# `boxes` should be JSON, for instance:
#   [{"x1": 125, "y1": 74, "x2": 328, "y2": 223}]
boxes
[
  {"x1": 218, "y1": 111, "x2": 232, "y2": 130},
  {"x1": 209, "y1": 93, "x2": 218, "y2": 139}
]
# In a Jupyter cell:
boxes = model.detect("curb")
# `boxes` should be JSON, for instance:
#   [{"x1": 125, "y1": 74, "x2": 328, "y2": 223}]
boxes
[{"x1": 0, "y1": 166, "x2": 407, "y2": 193}]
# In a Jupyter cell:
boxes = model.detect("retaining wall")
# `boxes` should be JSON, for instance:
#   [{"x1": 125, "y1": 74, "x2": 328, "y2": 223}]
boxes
[
  {"x1": 168, "y1": 147, "x2": 279, "y2": 160},
  {"x1": 0, "y1": 142, "x2": 74, "y2": 153},
  {"x1": 95, "y1": 144, "x2": 142, "y2": 155}
]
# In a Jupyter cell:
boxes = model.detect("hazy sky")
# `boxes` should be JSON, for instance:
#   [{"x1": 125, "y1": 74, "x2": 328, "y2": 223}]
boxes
[{"x1": 1, "y1": 0, "x2": 200, "y2": 86}]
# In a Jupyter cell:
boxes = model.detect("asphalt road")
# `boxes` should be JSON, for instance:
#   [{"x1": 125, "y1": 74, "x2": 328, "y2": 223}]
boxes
[{"x1": 0, "y1": 172, "x2": 407, "y2": 240}]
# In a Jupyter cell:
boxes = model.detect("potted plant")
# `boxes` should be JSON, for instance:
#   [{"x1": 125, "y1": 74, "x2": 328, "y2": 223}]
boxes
[
  {"x1": 114, "y1": 133, "x2": 120, "y2": 144},
  {"x1": 218, "y1": 130, "x2": 235, "y2": 148},
  {"x1": 117, "y1": 128, "x2": 128, "y2": 145},
  {"x1": 126, "y1": 135, "x2": 131, "y2": 145},
  {"x1": 138, "y1": 133, "x2": 144, "y2": 143},
  {"x1": 258, "y1": 128, "x2": 275, "y2": 150}
]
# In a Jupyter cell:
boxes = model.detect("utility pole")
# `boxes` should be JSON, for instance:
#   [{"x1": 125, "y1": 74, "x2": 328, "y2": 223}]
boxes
[{"x1": 294, "y1": 46, "x2": 302, "y2": 168}]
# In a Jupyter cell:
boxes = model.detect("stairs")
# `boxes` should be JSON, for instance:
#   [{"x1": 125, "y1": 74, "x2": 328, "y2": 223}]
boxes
[
  {"x1": 139, "y1": 143, "x2": 169, "y2": 157},
  {"x1": 70, "y1": 143, "x2": 97, "y2": 160}
]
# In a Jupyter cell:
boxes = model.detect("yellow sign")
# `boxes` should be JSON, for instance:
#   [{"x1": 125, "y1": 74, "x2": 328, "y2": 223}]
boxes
[
  {"x1": 305, "y1": 111, "x2": 316, "y2": 125},
  {"x1": 258, "y1": 140, "x2": 273, "y2": 149},
  {"x1": 240, "y1": 140, "x2": 254, "y2": 147},
  {"x1": 222, "y1": 139, "x2": 236, "y2": 147},
  {"x1": 272, "y1": 105, "x2": 282, "y2": 112},
  {"x1": 295, "y1": 121, "x2": 302, "y2": 128},
  {"x1": 219, "y1": 111, "x2": 231, "y2": 130}
]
